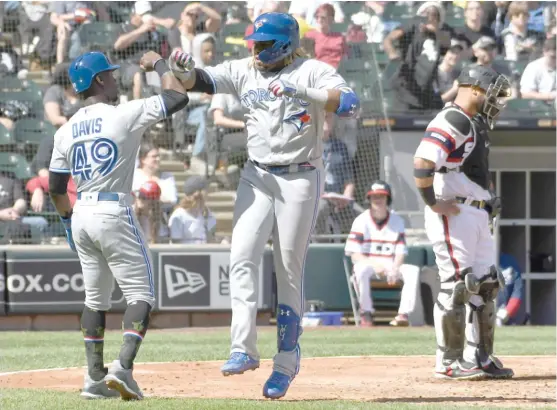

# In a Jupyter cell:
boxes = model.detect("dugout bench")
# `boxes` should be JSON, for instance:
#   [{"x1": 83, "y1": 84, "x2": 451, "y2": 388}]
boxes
[{"x1": 302, "y1": 244, "x2": 439, "y2": 325}]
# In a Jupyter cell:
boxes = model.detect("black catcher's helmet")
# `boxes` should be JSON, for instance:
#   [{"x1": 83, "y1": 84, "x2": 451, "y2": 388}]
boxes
[
  {"x1": 366, "y1": 180, "x2": 392, "y2": 206},
  {"x1": 457, "y1": 65, "x2": 511, "y2": 129}
]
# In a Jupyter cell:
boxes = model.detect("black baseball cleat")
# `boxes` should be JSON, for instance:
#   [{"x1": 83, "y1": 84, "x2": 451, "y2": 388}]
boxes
[{"x1": 483, "y1": 356, "x2": 514, "y2": 379}]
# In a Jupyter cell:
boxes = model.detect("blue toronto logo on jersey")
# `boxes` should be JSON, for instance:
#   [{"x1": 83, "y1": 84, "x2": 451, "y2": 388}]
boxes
[
  {"x1": 239, "y1": 88, "x2": 310, "y2": 109},
  {"x1": 71, "y1": 138, "x2": 119, "y2": 180},
  {"x1": 284, "y1": 109, "x2": 311, "y2": 132}
]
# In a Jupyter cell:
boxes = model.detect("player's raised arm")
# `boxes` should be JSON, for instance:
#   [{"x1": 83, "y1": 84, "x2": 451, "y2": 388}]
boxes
[
  {"x1": 139, "y1": 51, "x2": 190, "y2": 115},
  {"x1": 168, "y1": 49, "x2": 236, "y2": 96},
  {"x1": 268, "y1": 61, "x2": 361, "y2": 118}
]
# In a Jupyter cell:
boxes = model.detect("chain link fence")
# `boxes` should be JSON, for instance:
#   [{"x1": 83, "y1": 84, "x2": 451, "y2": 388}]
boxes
[{"x1": 0, "y1": 1, "x2": 553, "y2": 245}]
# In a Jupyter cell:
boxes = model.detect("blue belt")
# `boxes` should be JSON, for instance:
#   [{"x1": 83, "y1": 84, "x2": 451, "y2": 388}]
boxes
[
  {"x1": 250, "y1": 160, "x2": 315, "y2": 175},
  {"x1": 77, "y1": 192, "x2": 120, "y2": 201}
]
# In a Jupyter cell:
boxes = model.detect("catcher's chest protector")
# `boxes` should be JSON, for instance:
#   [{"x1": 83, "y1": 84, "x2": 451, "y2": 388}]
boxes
[
  {"x1": 445, "y1": 108, "x2": 491, "y2": 190},
  {"x1": 462, "y1": 115, "x2": 491, "y2": 190}
]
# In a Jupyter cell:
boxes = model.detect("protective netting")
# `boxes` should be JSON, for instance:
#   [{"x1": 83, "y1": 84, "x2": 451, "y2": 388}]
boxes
[{"x1": 0, "y1": 1, "x2": 553, "y2": 244}]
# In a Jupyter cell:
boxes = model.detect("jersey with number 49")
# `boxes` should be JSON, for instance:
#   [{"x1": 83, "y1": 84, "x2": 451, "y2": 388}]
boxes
[
  {"x1": 201, "y1": 57, "x2": 351, "y2": 165},
  {"x1": 49, "y1": 96, "x2": 167, "y2": 193},
  {"x1": 345, "y1": 210, "x2": 407, "y2": 259},
  {"x1": 414, "y1": 104, "x2": 491, "y2": 201}
]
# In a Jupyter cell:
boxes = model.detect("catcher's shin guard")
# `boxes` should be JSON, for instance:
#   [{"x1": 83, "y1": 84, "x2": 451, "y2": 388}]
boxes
[
  {"x1": 434, "y1": 279, "x2": 468, "y2": 376},
  {"x1": 464, "y1": 266, "x2": 514, "y2": 379}
]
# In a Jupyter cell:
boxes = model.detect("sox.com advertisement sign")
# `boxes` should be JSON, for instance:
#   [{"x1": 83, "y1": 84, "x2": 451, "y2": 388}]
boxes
[
  {"x1": 158, "y1": 251, "x2": 265, "y2": 310},
  {"x1": 4, "y1": 259, "x2": 126, "y2": 313}
]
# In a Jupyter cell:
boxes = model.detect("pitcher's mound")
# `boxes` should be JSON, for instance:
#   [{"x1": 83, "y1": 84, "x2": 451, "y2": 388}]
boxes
[{"x1": 0, "y1": 356, "x2": 554, "y2": 407}]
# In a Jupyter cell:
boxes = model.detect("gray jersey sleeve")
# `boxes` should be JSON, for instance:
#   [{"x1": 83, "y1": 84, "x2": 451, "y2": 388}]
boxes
[
  {"x1": 118, "y1": 95, "x2": 167, "y2": 136},
  {"x1": 49, "y1": 131, "x2": 70, "y2": 173},
  {"x1": 201, "y1": 60, "x2": 239, "y2": 97},
  {"x1": 311, "y1": 60, "x2": 350, "y2": 91}
]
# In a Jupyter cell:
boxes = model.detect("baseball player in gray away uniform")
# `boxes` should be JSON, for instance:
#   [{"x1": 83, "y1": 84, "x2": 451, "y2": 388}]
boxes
[
  {"x1": 48, "y1": 51, "x2": 189, "y2": 400},
  {"x1": 169, "y1": 12, "x2": 359, "y2": 399}
]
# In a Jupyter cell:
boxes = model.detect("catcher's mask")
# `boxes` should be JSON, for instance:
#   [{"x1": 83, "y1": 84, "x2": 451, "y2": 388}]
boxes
[
  {"x1": 481, "y1": 74, "x2": 511, "y2": 130},
  {"x1": 458, "y1": 66, "x2": 511, "y2": 129}
]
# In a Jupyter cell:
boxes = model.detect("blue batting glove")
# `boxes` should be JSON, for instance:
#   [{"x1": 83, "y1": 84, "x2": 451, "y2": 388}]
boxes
[
  {"x1": 60, "y1": 216, "x2": 77, "y2": 252},
  {"x1": 269, "y1": 79, "x2": 298, "y2": 98}
]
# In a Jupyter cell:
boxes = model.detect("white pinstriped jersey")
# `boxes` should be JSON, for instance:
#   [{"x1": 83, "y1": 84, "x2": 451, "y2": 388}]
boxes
[
  {"x1": 49, "y1": 96, "x2": 166, "y2": 194},
  {"x1": 201, "y1": 57, "x2": 352, "y2": 165},
  {"x1": 414, "y1": 105, "x2": 491, "y2": 201},
  {"x1": 345, "y1": 210, "x2": 407, "y2": 259}
]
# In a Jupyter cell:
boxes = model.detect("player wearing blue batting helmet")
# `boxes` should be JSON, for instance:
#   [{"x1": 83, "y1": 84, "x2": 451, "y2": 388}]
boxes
[
  {"x1": 69, "y1": 51, "x2": 120, "y2": 101},
  {"x1": 245, "y1": 12, "x2": 301, "y2": 70}
]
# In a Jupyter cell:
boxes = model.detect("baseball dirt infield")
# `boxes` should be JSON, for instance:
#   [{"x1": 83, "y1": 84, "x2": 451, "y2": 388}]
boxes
[{"x1": 0, "y1": 356, "x2": 554, "y2": 407}]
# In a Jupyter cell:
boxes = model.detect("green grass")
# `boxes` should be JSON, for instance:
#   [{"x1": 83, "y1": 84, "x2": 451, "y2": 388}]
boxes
[
  {"x1": 4, "y1": 390, "x2": 542, "y2": 410},
  {"x1": 0, "y1": 326, "x2": 554, "y2": 409},
  {"x1": 3, "y1": 390, "x2": 550, "y2": 410},
  {"x1": 1, "y1": 326, "x2": 554, "y2": 372}
]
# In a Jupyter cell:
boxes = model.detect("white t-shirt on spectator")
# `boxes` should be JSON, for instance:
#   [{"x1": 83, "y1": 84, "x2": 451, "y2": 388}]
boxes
[
  {"x1": 168, "y1": 207, "x2": 217, "y2": 244},
  {"x1": 132, "y1": 168, "x2": 178, "y2": 205},
  {"x1": 246, "y1": 0, "x2": 266, "y2": 20},
  {"x1": 208, "y1": 94, "x2": 247, "y2": 123},
  {"x1": 21, "y1": 1, "x2": 49, "y2": 21},
  {"x1": 520, "y1": 57, "x2": 556, "y2": 94},
  {"x1": 288, "y1": 0, "x2": 345, "y2": 27}
]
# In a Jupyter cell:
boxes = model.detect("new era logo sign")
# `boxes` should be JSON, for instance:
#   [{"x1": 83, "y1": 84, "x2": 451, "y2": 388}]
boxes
[
  {"x1": 164, "y1": 265, "x2": 207, "y2": 298},
  {"x1": 159, "y1": 254, "x2": 211, "y2": 309}
]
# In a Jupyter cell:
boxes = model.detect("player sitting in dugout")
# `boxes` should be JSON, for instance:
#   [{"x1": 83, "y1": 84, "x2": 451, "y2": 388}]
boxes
[
  {"x1": 496, "y1": 252, "x2": 527, "y2": 326},
  {"x1": 345, "y1": 180, "x2": 421, "y2": 327}
]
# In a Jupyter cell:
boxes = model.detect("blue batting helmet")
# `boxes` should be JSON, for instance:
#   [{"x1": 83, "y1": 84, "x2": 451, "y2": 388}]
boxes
[
  {"x1": 68, "y1": 52, "x2": 120, "y2": 94},
  {"x1": 244, "y1": 12, "x2": 300, "y2": 64}
]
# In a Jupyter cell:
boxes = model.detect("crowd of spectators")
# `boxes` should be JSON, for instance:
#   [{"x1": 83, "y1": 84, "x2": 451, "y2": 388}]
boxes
[{"x1": 0, "y1": 0, "x2": 554, "y2": 244}]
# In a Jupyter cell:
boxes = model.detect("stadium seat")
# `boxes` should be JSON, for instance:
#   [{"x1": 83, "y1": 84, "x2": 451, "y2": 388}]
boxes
[
  {"x1": 0, "y1": 123, "x2": 15, "y2": 148},
  {"x1": 508, "y1": 59, "x2": 528, "y2": 74},
  {"x1": 505, "y1": 99, "x2": 554, "y2": 117},
  {"x1": 445, "y1": 15, "x2": 465, "y2": 28},
  {"x1": 348, "y1": 42, "x2": 388, "y2": 64},
  {"x1": 77, "y1": 22, "x2": 122, "y2": 54},
  {"x1": 222, "y1": 22, "x2": 249, "y2": 39},
  {"x1": 13, "y1": 118, "x2": 56, "y2": 161},
  {"x1": 0, "y1": 91, "x2": 44, "y2": 118},
  {"x1": 216, "y1": 43, "x2": 250, "y2": 61},
  {"x1": 341, "y1": 1, "x2": 363, "y2": 18},
  {"x1": 383, "y1": 2, "x2": 415, "y2": 20},
  {"x1": 331, "y1": 22, "x2": 350, "y2": 33},
  {"x1": 13, "y1": 118, "x2": 56, "y2": 145},
  {"x1": 0, "y1": 152, "x2": 33, "y2": 180},
  {"x1": 338, "y1": 59, "x2": 379, "y2": 83},
  {"x1": 0, "y1": 77, "x2": 42, "y2": 98}
]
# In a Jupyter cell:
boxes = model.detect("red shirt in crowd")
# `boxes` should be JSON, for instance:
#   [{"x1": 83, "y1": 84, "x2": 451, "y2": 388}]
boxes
[
  {"x1": 304, "y1": 30, "x2": 347, "y2": 69},
  {"x1": 245, "y1": 24, "x2": 255, "y2": 51},
  {"x1": 26, "y1": 176, "x2": 77, "y2": 207}
]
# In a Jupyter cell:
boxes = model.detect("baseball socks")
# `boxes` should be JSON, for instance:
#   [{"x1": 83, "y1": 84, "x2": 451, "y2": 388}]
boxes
[
  {"x1": 81, "y1": 307, "x2": 107, "y2": 381},
  {"x1": 118, "y1": 301, "x2": 151, "y2": 369}
]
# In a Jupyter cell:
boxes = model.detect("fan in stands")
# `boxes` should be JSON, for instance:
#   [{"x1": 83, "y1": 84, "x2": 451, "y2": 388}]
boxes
[{"x1": 73, "y1": 8, "x2": 97, "y2": 25}]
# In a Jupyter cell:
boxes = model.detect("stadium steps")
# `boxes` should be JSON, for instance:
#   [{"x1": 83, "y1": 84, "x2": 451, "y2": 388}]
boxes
[
  {"x1": 214, "y1": 211, "x2": 234, "y2": 232},
  {"x1": 160, "y1": 159, "x2": 236, "y2": 234}
]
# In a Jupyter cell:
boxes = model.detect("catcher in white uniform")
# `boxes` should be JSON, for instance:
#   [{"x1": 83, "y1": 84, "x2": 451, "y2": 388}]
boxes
[
  {"x1": 413, "y1": 65, "x2": 513, "y2": 380},
  {"x1": 49, "y1": 51, "x2": 189, "y2": 400},
  {"x1": 345, "y1": 181, "x2": 420, "y2": 327},
  {"x1": 169, "y1": 12, "x2": 359, "y2": 399}
]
